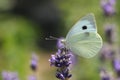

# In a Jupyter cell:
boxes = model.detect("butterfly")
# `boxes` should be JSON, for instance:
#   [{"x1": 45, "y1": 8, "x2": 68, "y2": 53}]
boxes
[{"x1": 60, "y1": 13, "x2": 103, "y2": 58}]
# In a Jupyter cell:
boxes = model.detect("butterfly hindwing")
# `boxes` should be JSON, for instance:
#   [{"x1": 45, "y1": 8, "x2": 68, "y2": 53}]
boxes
[{"x1": 66, "y1": 32, "x2": 102, "y2": 58}]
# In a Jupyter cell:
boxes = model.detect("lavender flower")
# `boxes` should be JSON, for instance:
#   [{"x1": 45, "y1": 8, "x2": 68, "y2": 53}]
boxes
[
  {"x1": 1, "y1": 71, "x2": 19, "y2": 80},
  {"x1": 112, "y1": 58, "x2": 120, "y2": 77},
  {"x1": 104, "y1": 24, "x2": 116, "y2": 44},
  {"x1": 49, "y1": 49, "x2": 72, "y2": 67},
  {"x1": 30, "y1": 53, "x2": 38, "y2": 71},
  {"x1": 49, "y1": 38, "x2": 72, "y2": 80},
  {"x1": 101, "y1": 0, "x2": 116, "y2": 16},
  {"x1": 103, "y1": 3, "x2": 115, "y2": 16},
  {"x1": 99, "y1": 68, "x2": 113, "y2": 80},
  {"x1": 2, "y1": 71, "x2": 9, "y2": 80},
  {"x1": 99, "y1": 43, "x2": 115, "y2": 62}
]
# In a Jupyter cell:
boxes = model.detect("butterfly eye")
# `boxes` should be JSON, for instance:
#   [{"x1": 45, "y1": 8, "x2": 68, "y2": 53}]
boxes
[{"x1": 82, "y1": 25, "x2": 87, "y2": 30}]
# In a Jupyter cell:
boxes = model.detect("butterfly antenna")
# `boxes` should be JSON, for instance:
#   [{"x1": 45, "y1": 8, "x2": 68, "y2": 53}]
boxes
[
  {"x1": 45, "y1": 36, "x2": 58, "y2": 40},
  {"x1": 45, "y1": 38, "x2": 53, "y2": 40},
  {"x1": 49, "y1": 36, "x2": 59, "y2": 39}
]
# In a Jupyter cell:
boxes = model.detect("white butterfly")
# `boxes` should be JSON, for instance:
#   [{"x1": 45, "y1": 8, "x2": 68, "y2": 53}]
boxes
[{"x1": 61, "y1": 13, "x2": 103, "y2": 58}]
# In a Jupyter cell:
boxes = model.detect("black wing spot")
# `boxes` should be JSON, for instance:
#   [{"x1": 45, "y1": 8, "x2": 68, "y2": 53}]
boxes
[{"x1": 82, "y1": 25, "x2": 87, "y2": 30}]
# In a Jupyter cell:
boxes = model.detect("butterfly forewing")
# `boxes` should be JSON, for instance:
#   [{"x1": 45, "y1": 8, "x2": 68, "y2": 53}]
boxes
[{"x1": 66, "y1": 13, "x2": 97, "y2": 39}]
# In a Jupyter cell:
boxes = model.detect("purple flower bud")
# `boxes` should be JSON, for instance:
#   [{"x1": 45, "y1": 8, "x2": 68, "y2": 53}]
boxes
[
  {"x1": 100, "y1": 68, "x2": 110, "y2": 80},
  {"x1": 68, "y1": 74, "x2": 72, "y2": 78},
  {"x1": 113, "y1": 58, "x2": 120, "y2": 77},
  {"x1": 30, "y1": 53, "x2": 38, "y2": 71},
  {"x1": 113, "y1": 59, "x2": 120, "y2": 71},
  {"x1": 56, "y1": 72, "x2": 65, "y2": 80},
  {"x1": 57, "y1": 38, "x2": 65, "y2": 49},
  {"x1": 56, "y1": 49, "x2": 61, "y2": 54},
  {"x1": 104, "y1": 24, "x2": 116, "y2": 44},
  {"x1": 51, "y1": 55, "x2": 56, "y2": 60},
  {"x1": 49, "y1": 54, "x2": 56, "y2": 66},
  {"x1": 105, "y1": 26, "x2": 113, "y2": 43},
  {"x1": 101, "y1": 0, "x2": 116, "y2": 16},
  {"x1": 62, "y1": 68, "x2": 72, "y2": 78},
  {"x1": 67, "y1": 51, "x2": 78, "y2": 68},
  {"x1": 104, "y1": 4, "x2": 115, "y2": 16}
]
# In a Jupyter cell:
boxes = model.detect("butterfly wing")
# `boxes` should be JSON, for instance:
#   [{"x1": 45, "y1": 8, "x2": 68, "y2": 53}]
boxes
[
  {"x1": 66, "y1": 13, "x2": 97, "y2": 38},
  {"x1": 66, "y1": 13, "x2": 102, "y2": 58}
]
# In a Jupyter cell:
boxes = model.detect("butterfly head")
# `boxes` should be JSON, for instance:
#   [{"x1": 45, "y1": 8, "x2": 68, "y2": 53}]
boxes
[{"x1": 61, "y1": 39, "x2": 66, "y2": 44}]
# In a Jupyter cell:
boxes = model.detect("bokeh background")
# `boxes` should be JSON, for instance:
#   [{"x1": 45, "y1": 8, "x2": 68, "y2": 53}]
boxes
[{"x1": 0, "y1": 0, "x2": 120, "y2": 80}]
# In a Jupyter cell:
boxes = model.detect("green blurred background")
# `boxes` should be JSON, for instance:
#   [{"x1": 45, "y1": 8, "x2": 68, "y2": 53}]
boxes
[{"x1": 0, "y1": 0, "x2": 120, "y2": 80}]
